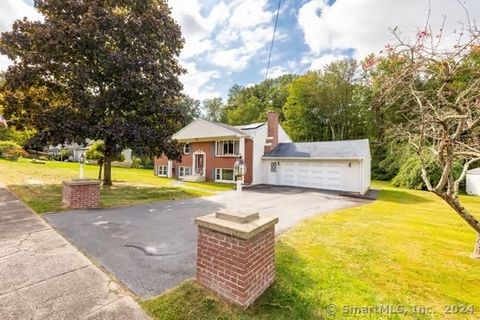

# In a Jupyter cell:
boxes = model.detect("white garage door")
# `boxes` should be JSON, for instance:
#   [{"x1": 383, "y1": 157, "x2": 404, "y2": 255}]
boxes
[{"x1": 276, "y1": 161, "x2": 345, "y2": 191}]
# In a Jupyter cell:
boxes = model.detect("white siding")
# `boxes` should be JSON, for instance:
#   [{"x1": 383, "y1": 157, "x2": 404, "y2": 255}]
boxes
[
  {"x1": 251, "y1": 124, "x2": 293, "y2": 185},
  {"x1": 273, "y1": 160, "x2": 363, "y2": 193},
  {"x1": 250, "y1": 125, "x2": 268, "y2": 185},
  {"x1": 466, "y1": 173, "x2": 480, "y2": 196},
  {"x1": 278, "y1": 125, "x2": 292, "y2": 143}
]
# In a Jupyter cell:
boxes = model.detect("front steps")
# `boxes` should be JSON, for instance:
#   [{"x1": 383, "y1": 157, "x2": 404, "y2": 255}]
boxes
[{"x1": 181, "y1": 175, "x2": 206, "y2": 182}]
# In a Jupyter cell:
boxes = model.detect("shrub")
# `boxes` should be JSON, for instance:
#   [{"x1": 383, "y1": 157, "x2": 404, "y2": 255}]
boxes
[
  {"x1": 132, "y1": 156, "x2": 153, "y2": 169},
  {"x1": 392, "y1": 155, "x2": 466, "y2": 192},
  {"x1": 0, "y1": 140, "x2": 28, "y2": 160},
  {"x1": 372, "y1": 143, "x2": 414, "y2": 181}
]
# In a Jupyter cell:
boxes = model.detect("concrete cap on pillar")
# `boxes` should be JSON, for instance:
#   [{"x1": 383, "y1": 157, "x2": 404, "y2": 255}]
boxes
[{"x1": 195, "y1": 210, "x2": 278, "y2": 240}]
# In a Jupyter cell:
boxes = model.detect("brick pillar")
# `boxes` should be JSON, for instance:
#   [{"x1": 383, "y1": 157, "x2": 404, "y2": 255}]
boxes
[
  {"x1": 62, "y1": 180, "x2": 101, "y2": 209},
  {"x1": 195, "y1": 210, "x2": 278, "y2": 308}
]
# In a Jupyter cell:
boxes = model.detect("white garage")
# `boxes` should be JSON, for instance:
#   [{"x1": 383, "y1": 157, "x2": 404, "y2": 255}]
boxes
[
  {"x1": 263, "y1": 140, "x2": 371, "y2": 194},
  {"x1": 466, "y1": 168, "x2": 480, "y2": 196}
]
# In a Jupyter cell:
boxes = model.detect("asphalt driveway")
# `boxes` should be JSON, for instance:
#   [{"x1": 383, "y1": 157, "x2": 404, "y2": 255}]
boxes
[{"x1": 44, "y1": 186, "x2": 371, "y2": 298}]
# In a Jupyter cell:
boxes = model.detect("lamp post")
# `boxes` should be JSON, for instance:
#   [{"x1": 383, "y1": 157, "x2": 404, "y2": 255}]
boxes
[
  {"x1": 234, "y1": 155, "x2": 246, "y2": 192},
  {"x1": 79, "y1": 153, "x2": 85, "y2": 179},
  {"x1": 233, "y1": 155, "x2": 246, "y2": 213}
]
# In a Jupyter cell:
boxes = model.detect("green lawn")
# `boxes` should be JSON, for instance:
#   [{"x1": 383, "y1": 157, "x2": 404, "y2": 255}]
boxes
[
  {"x1": 0, "y1": 158, "x2": 233, "y2": 213},
  {"x1": 142, "y1": 181, "x2": 480, "y2": 320}
]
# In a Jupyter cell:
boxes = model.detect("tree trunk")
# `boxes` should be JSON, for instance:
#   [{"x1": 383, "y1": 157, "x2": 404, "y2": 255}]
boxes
[
  {"x1": 440, "y1": 194, "x2": 480, "y2": 259},
  {"x1": 103, "y1": 158, "x2": 112, "y2": 186},
  {"x1": 474, "y1": 235, "x2": 480, "y2": 259},
  {"x1": 98, "y1": 160, "x2": 103, "y2": 180},
  {"x1": 441, "y1": 194, "x2": 480, "y2": 234}
]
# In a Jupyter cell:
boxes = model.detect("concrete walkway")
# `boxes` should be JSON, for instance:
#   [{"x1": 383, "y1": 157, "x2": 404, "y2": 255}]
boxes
[{"x1": 0, "y1": 187, "x2": 148, "y2": 320}]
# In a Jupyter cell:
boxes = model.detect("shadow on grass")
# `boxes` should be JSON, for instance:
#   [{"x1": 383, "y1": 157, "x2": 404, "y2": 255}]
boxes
[
  {"x1": 142, "y1": 241, "x2": 321, "y2": 320},
  {"x1": 377, "y1": 188, "x2": 433, "y2": 204},
  {"x1": 7, "y1": 184, "x2": 208, "y2": 215}
]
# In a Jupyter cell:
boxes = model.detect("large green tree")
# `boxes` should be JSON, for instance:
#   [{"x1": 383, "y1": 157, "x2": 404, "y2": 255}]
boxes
[
  {"x1": 283, "y1": 59, "x2": 368, "y2": 141},
  {"x1": 225, "y1": 74, "x2": 296, "y2": 125},
  {"x1": 85, "y1": 140, "x2": 124, "y2": 180},
  {"x1": 0, "y1": 0, "x2": 185, "y2": 185},
  {"x1": 202, "y1": 97, "x2": 225, "y2": 122},
  {"x1": 374, "y1": 25, "x2": 480, "y2": 258},
  {"x1": 178, "y1": 95, "x2": 201, "y2": 126}
]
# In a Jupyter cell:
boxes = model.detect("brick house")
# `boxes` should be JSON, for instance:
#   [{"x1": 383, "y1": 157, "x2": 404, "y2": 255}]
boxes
[{"x1": 154, "y1": 111, "x2": 371, "y2": 194}]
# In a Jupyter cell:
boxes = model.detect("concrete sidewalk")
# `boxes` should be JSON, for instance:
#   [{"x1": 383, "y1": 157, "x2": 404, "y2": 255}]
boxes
[{"x1": 0, "y1": 187, "x2": 148, "y2": 320}]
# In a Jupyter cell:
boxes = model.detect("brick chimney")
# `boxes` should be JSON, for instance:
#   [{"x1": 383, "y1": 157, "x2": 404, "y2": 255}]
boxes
[{"x1": 264, "y1": 111, "x2": 279, "y2": 154}]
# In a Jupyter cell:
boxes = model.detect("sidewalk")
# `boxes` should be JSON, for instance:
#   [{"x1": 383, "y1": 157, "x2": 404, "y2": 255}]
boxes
[{"x1": 0, "y1": 187, "x2": 148, "y2": 320}]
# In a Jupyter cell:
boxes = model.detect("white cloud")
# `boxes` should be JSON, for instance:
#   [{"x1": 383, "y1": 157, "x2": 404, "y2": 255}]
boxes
[
  {"x1": 180, "y1": 62, "x2": 221, "y2": 100},
  {"x1": 169, "y1": 0, "x2": 213, "y2": 59},
  {"x1": 169, "y1": 0, "x2": 277, "y2": 99},
  {"x1": 0, "y1": 55, "x2": 11, "y2": 72},
  {"x1": 298, "y1": 0, "x2": 480, "y2": 60},
  {"x1": 229, "y1": 0, "x2": 273, "y2": 29},
  {"x1": 261, "y1": 65, "x2": 290, "y2": 79},
  {"x1": 0, "y1": 0, "x2": 43, "y2": 71},
  {"x1": 303, "y1": 53, "x2": 350, "y2": 71},
  {"x1": 212, "y1": 48, "x2": 251, "y2": 71},
  {"x1": 0, "y1": 0, "x2": 42, "y2": 31}
]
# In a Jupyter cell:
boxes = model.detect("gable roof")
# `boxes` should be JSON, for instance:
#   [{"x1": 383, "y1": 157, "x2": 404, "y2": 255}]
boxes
[
  {"x1": 264, "y1": 139, "x2": 370, "y2": 159},
  {"x1": 212, "y1": 121, "x2": 250, "y2": 136},
  {"x1": 172, "y1": 119, "x2": 249, "y2": 141}
]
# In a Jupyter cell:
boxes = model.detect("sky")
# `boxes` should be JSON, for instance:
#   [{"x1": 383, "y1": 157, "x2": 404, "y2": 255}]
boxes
[{"x1": 1, "y1": 0, "x2": 479, "y2": 101}]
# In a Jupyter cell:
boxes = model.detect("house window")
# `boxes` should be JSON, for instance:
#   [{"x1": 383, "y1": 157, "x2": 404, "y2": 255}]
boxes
[
  {"x1": 183, "y1": 143, "x2": 190, "y2": 154},
  {"x1": 215, "y1": 168, "x2": 235, "y2": 182},
  {"x1": 270, "y1": 162, "x2": 277, "y2": 173},
  {"x1": 215, "y1": 140, "x2": 239, "y2": 156},
  {"x1": 157, "y1": 165, "x2": 167, "y2": 176},
  {"x1": 178, "y1": 166, "x2": 191, "y2": 177}
]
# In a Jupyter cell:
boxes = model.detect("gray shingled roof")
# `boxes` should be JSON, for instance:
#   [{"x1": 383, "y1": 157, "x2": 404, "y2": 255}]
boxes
[{"x1": 264, "y1": 139, "x2": 370, "y2": 159}]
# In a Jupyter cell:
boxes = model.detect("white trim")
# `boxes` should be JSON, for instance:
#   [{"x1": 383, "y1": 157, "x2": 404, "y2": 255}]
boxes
[
  {"x1": 183, "y1": 143, "x2": 191, "y2": 154},
  {"x1": 156, "y1": 165, "x2": 168, "y2": 177},
  {"x1": 215, "y1": 140, "x2": 240, "y2": 157},
  {"x1": 240, "y1": 137, "x2": 245, "y2": 160},
  {"x1": 172, "y1": 118, "x2": 248, "y2": 141},
  {"x1": 192, "y1": 150, "x2": 206, "y2": 176},
  {"x1": 178, "y1": 166, "x2": 191, "y2": 178},
  {"x1": 214, "y1": 168, "x2": 236, "y2": 183},
  {"x1": 167, "y1": 160, "x2": 173, "y2": 178},
  {"x1": 262, "y1": 156, "x2": 364, "y2": 161}
]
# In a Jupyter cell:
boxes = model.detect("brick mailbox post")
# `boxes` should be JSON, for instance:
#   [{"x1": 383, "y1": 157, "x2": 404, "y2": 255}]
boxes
[
  {"x1": 195, "y1": 210, "x2": 279, "y2": 308},
  {"x1": 62, "y1": 180, "x2": 101, "y2": 209}
]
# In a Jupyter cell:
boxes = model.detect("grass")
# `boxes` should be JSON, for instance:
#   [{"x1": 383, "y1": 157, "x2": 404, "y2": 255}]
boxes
[
  {"x1": 0, "y1": 158, "x2": 233, "y2": 213},
  {"x1": 141, "y1": 181, "x2": 480, "y2": 320}
]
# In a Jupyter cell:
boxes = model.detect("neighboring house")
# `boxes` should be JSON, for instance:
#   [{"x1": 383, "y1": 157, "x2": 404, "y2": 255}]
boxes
[
  {"x1": 466, "y1": 168, "x2": 480, "y2": 196},
  {"x1": 71, "y1": 141, "x2": 133, "y2": 166},
  {"x1": 47, "y1": 140, "x2": 133, "y2": 166},
  {"x1": 154, "y1": 112, "x2": 371, "y2": 194},
  {"x1": 0, "y1": 115, "x2": 7, "y2": 127}
]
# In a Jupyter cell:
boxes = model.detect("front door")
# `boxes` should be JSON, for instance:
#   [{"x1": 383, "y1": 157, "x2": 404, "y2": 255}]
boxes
[{"x1": 194, "y1": 154, "x2": 205, "y2": 176}]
